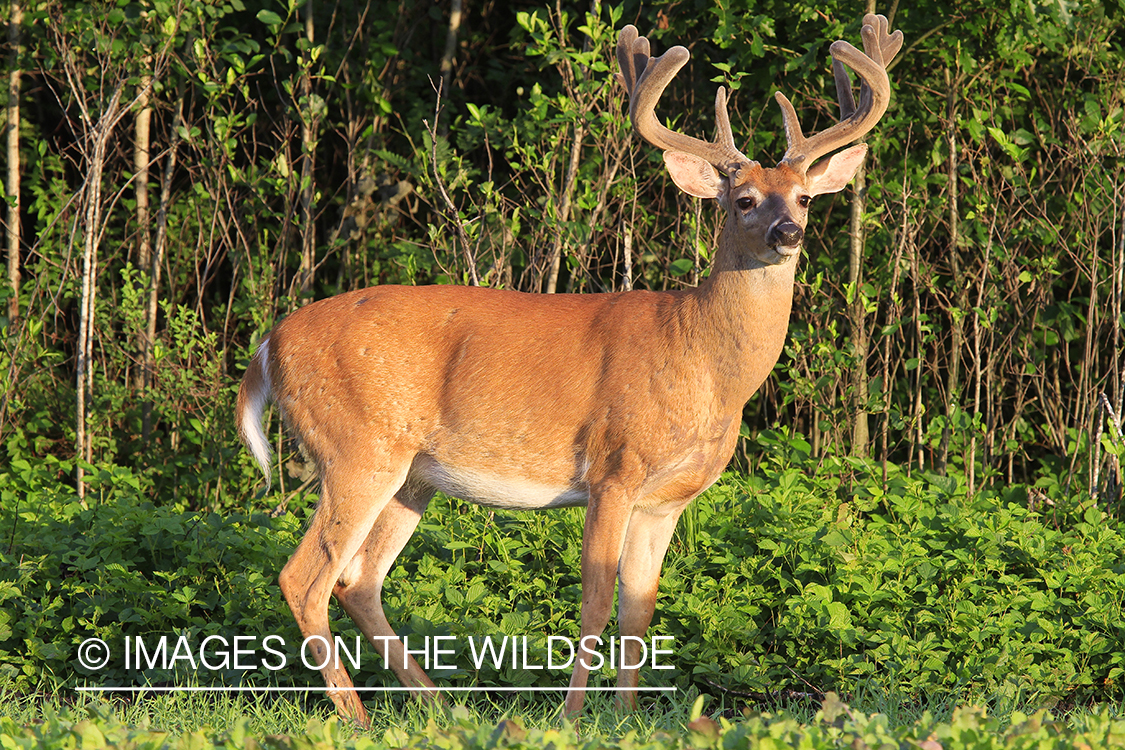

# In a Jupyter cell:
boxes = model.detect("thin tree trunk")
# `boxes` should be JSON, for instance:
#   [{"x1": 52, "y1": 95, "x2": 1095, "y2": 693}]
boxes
[
  {"x1": 5, "y1": 0, "x2": 21, "y2": 323},
  {"x1": 545, "y1": 124, "x2": 585, "y2": 294},
  {"x1": 1112, "y1": 187, "x2": 1123, "y2": 428},
  {"x1": 691, "y1": 197, "x2": 701, "y2": 287},
  {"x1": 969, "y1": 234, "x2": 992, "y2": 497},
  {"x1": 134, "y1": 72, "x2": 152, "y2": 271},
  {"x1": 76, "y1": 84, "x2": 125, "y2": 502},
  {"x1": 621, "y1": 147, "x2": 635, "y2": 293},
  {"x1": 141, "y1": 100, "x2": 184, "y2": 442},
  {"x1": 984, "y1": 314, "x2": 995, "y2": 481},
  {"x1": 910, "y1": 223, "x2": 924, "y2": 475},
  {"x1": 937, "y1": 66, "x2": 963, "y2": 476},
  {"x1": 572, "y1": 138, "x2": 626, "y2": 291},
  {"x1": 133, "y1": 68, "x2": 152, "y2": 394},
  {"x1": 881, "y1": 200, "x2": 910, "y2": 486},
  {"x1": 439, "y1": 0, "x2": 462, "y2": 111},
  {"x1": 1077, "y1": 204, "x2": 1100, "y2": 491},
  {"x1": 847, "y1": 0, "x2": 876, "y2": 458},
  {"x1": 621, "y1": 224, "x2": 633, "y2": 292},
  {"x1": 545, "y1": 0, "x2": 599, "y2": 294},
  {"x1": 297, "y1": 0, "x2": 317, "y2": 297},
  {"x1": 848, "y1": 157, "x2": 870, "y2": 456},
  {"x1": 425, "y1": 88, "x2": 478, "y2": 286}
]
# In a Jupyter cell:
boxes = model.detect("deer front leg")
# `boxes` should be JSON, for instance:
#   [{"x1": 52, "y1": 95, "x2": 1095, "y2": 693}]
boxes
[
  {"x1": 614, "y1": 502, "x2": 686, "y2": 709},
  {"x1": 563, "y1": 481, "x2": 636, "y2": 717}
]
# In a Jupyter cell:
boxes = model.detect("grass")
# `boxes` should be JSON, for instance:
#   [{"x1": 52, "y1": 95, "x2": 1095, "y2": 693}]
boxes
[
  {"x1": 2, "y1": 685, "x2": 701, "y2": 738},
  {"x1": 5, "y1": 680, "x2": 1123, "y2": 741}
]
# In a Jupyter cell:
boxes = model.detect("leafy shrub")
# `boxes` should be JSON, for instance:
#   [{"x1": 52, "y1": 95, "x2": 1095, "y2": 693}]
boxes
[
  {"x1": 661, "y1": 432, "x2": 1125, "y2": 706},
  {"x1": 0, "y1": 458, "x2": 300, "y2": 691}
]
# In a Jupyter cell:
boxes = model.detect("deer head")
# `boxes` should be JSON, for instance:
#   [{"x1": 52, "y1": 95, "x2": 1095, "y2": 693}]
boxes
[{"x1": 616, "y1": 15, "x2": 902, "y2": 267}]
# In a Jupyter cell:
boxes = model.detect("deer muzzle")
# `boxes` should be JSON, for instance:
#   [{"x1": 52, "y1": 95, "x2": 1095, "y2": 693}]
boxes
[{"x1": 768, "y1": 220, "x2": 804, "y2": 255}]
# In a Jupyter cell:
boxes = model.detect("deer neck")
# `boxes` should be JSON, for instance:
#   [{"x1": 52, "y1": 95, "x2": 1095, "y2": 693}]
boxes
[{"x1": 686, "y1": 238, "x2": 797, "y2": 408}]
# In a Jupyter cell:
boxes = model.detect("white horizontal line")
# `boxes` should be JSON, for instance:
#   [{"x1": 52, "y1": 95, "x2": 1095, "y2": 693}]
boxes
[{"x1": 76, "y1": 686, "x2": 677, "y2": 693}]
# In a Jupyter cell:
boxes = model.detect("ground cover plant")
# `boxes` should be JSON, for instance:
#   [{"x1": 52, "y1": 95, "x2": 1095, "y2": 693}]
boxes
[
  {"x1": 2, "y1": 440, "x2": 1123, "y2": 723},
  {"x1": 2, "y1": 0, "x2": 1125, "y2": 744}
]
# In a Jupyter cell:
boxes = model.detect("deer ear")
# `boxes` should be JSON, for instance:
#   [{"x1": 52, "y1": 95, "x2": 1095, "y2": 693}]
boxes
[
  {"x1": 805, "y1": 143, "x2": 868, "y2": 196},
  {"x1": 664, "y1": 151, "x2": 724, "y2": 199}
]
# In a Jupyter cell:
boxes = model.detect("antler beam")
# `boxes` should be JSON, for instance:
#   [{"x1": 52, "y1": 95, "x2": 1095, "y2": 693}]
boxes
[
  {"x1": 616, "y1": 25, "x2": 753, "y2": 174},
  {"x1": 777, "y1": 13, "x2": 903, "y2": 170}
]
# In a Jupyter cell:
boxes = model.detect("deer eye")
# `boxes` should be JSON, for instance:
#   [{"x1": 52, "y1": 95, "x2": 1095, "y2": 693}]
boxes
[
  {"x1": 798, "y1": 195, "x2": 812, "y2": 209},
  {"x1": 736, "y1": 196, "x2": 756, "y2": 211}
]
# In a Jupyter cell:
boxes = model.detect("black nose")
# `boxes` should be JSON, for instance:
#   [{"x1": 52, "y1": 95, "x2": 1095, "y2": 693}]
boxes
[{"x1": 768, "y1": 221, "x2": 803, "y2": 247}]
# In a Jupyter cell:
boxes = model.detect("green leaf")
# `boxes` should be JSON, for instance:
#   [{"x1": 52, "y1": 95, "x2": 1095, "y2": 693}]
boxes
[
  {"x1": 825, "y1": 601, "x2": 852, "y2": 630},
  {"x1": 669, "y1": 258, "x2": 694, "y2": 276}
]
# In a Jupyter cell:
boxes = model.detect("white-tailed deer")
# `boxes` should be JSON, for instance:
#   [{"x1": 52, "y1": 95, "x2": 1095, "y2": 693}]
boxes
[{"x1": 237, "y1": 14, "x2": 901, "y2": 724}]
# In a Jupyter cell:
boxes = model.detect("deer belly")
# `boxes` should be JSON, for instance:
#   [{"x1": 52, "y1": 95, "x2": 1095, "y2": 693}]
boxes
[{"x1": 410, "y1": 455, "x2": 589, "y2": 510}]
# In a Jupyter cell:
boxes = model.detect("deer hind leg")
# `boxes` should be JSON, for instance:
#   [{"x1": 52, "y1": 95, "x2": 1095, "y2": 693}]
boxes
[
  {"x1": 563, "y1": 480, "x2": 637, "y2": 717},
  {"x1": 277, "y1": 458, "x2": 411, "y2": 727},
  {"x1": 333, "y1": 478, "x2": 438, "y2": 698},
  {"x1": 614, "y1": 502, "x2": 686, "y2": 709}
]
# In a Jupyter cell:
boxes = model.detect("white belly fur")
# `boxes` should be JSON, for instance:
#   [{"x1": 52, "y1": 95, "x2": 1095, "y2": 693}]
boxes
[{"x1": 410, "y1": 455, "x2": 589, "y2": 510}]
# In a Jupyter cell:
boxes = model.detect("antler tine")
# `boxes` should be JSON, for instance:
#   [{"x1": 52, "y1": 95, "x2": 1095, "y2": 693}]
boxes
[
  {"x1": 863, "y1": 13, "x2": 904, "y2": 64},
  {"x1": 835, "y1": 14, "x2": 902, "y2": 120},
  {"x1": 616, "y1": 25, "x2": 751, "y2": 173},
  {"x1": 614, "y1": 24, "x2": 646, "y2": 93},
  {"x1": 832, "y1": 57, "x2": 858, "y2": 121},
  {"x1": 778, "y1": 14, "x2": 902, "y2": 171}
]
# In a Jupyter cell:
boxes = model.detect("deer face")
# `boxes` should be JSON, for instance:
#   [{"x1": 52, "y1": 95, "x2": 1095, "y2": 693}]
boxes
[
  {"x1": 726, "y1": 164, "x2": 810, "y2": 265},
  {"x1": 664, "y1": 144, "x2": 870, "y2": 266}
]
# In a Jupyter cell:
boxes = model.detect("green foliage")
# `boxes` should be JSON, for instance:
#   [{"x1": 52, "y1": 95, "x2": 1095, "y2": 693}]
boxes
[
  {"x1": 2, "y1": 441, "x2": 1122, "y2": 708},
  {"x1": 0, "y1": 458, "x2": 299, "y2": 691},
  {"x1": 664, "y1": 432, "x2": 1125, "y2": 706},
  {"x1": 3, "y1": 0, "x2": 1124, "y2": 499}
]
